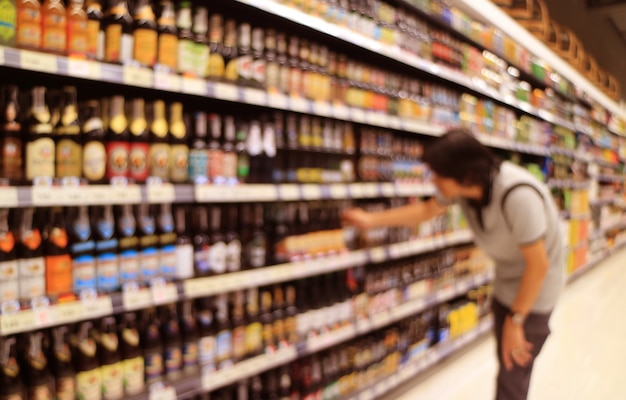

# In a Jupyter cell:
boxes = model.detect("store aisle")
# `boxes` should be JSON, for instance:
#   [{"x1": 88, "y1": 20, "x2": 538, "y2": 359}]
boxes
[{"x1": 380, "y1": 248, "x2": 626, "y2": 400}]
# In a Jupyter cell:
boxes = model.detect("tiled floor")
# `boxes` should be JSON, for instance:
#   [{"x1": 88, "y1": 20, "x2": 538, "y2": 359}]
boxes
[{"x1": 380, "y1": 248, "x2": 626, "y2": 400}]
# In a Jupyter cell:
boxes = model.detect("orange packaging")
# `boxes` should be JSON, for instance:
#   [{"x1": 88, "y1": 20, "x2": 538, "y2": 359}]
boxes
[
  {"x1": 66, "y1": 1, "x2": 88, "y2": 57},
  {"x1": 45, "y1": 253, "x2": 72, "y2": 296},
  {"x1": 16, "y1": 0, "x2": 42, "y2": 49},
  {"x1": 41, "y1": 0, "x2": 66, "y2": 53}
]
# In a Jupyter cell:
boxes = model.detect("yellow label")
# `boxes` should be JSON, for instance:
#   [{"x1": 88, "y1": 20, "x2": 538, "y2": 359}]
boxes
[
  {"x1": 56, "y1": 138, "x2": 82, "y2": 177},
  {"x1": 76, "y1": 368, "x2": 102, "y2": 400},
  {"x1": 0, "y1": 0, "x2": 16, "y2": 44},
  {"x1": 224, "y1": 59, "x2": 238, "y2": 81},
  {"x1": 158, "y1": 33, "x2": 177, "y2": 70},
  {"x1": 123, "y1": 356, "x2": 145, "y2": 395},
  {"x1": 101, "y1": 362, "x2": 124, "y2": 400},
  {"x1": 169, "y1": 144, "x2": 188, "y2": 182},
  {"x1": 26, "y1": 137, "x2": 55, "y2": 180},
  {"x1": 83, "y1": 141, "x2": 106, "y2": 181},
  {"x1": 105, "y1": 24, "x2": 121, "y2": 62},
  {"x1": 133, "y1": 28, "x2": 157, "y2": 66},
  {"x1": 207, "y1": 53, "x2": 225, "y2": 78},
  {"x1": 149, "y1": 143, "x2": 170, "y2": 179}
]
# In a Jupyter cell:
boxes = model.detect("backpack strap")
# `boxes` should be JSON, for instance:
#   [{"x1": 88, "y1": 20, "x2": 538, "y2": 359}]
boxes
[{"x1": 500, "y1": 183, "x2": 544, "y2": 232}]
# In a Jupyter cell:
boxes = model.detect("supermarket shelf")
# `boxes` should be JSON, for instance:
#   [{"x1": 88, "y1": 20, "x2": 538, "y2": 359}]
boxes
[
  {"x1": 0, "y1": 230, "x2": 474, "y2": 336},
  {"x1": 234, "y1": 1, "x2": 578, "y2": 132},
  {"x1": 590, "y1": 197, "x2": 617, "y2": 207},
  {"x1": 475, "y1": 134, "x2": 550, "y2": 156},
  {"x1": 345, "y1": 315, "x2": 494, "y2": 400},
  {"x1": 568, "y1": 241, "x2": 626, "y2": 283},
  {"x1": 547, "y1": 179, "x2": 591, "y2": 190},
  {"x1": 593, "y1": 175, "x2": 625, "y2": 184}
]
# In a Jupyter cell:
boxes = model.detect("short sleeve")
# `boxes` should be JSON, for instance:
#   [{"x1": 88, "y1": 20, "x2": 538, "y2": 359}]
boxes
[{"x1": 502, "y1": 186, "x2": 547, "y2": 245}]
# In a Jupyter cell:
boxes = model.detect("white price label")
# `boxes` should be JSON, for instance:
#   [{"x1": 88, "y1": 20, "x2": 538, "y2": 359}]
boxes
[
  {"x1": 62, "y1": 187, "x2": 86, "y2": 205},
  {"x1": 215, "y1": 82, "x2": 239, "y2": 101},
  {"x1": 154, "y1": 71, "x2": 181, "y2": 92},
  {"x1": 0, "y1": 47, "x2": 4, "y2": 65},
  {"x1": 181, "y1": 77, "x2": 207, "y2": 96},
  {"x1": 147, "y1": 183, "x2": 176, "y2": 203},
  {"x1": 20, "y1": 50, "x2": 57, "y2": 73},
  {"x1": 123, "y1": 65, "x2": 153, "y2": 87},
  {"x1": 380, "y1": 183, "x2": 395, "y2": 197},
  {"x1": 290, "y1": 96, "x2": 309, "y2": 113},
  {"x1": 85, "y1": 186, "x2": 109, "y2": 204},
  {"x1": 0, "y1": 311, "x2": 33, "y2": 335},
  {"x1": 54, "y1": 302, "x2": 84, "y2": 324},
  {"x1": 152, "y1": 282, "x2": 178, "y2": 305},
  {"x1": 68, "y1": 59, "x2": 101, "y2": 79},
  {"x1": 267, "y1": 93, "x2": 289, "y2": 109},
  {"x1": 82, "y1": 297, "x2": 113, "y2": 317},
  {"x1": 122, "y1": 288, "x2": 153, "y2": 310},
  {"x1": 301, "y1": 184, "x2": 322, "y2": 200},
  {"x1": 333, "y1": 104, "x2": 350, "y2": 120},
  {"x1": 313, "y1": 101, "x2": 331, "y2": 116},
  {"x1": 33, "y1": 307, "x2": 52, "y2": 328},
  {"x1": 111, "y1": 185, "x2": 142, "y2": 203},
  {"x1": 350, "y1": 107, "x2": 365, "y2": 122},
  {"x1": 370, "y1": 246, "x2": 387, "y2": 264},
  {"x1": 243, "y1": 88, "x2": 267, "y2": 105},
  {"x1": 329, "y1": 184, "x2": 348, "y2": 199},
  {"x1": 184, "y1": 277, "x2": 221, "y2": 298},
  {"x1": 0, "y1": 188, "x2": 18, "y2": 207},
  {"x1": 149, "y1": 385, "x2": 177, "y2": 400},
  {"x1": 362, "y1": 183, "x2": 379, "y2": 198},
  {"x1": 349, "y1": 183, "x2": 365, "y2": 198},
  {"x1": 367, "y1": 111, "x2": 387, "y2": 126},
  {"x1": 278, "y1": 184, "x2": 300, "y2": 200},
  {"x1": 247, "y1": 184, "x2": 277, "y2": 200},
  {"x1": 32, "y1": 186, "x2": 61, "y2": 206},
  {"x1": 388, "y1": 116, "x2": 401, "y2": 129}
]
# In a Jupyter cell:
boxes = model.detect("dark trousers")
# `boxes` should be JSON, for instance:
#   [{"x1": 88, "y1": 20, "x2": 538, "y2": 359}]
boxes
[{"x1": 492, "y1": 299, "x2": 552, "y2": 400}]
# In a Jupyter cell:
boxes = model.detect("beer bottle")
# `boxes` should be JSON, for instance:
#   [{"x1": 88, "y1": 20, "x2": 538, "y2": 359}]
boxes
[
  {"x1": 261, "y1": 116, "x2": 277, "y2": 183},
  {"x1": 0, "y1": 336, "x2": 23, "y2": 400},
  {"x1": 54, "y1": 86, "x2": 82, "y2": 179},
  {"x1": 214, "y1": 293, "x2": 232, "y2": 369},
  {"x1": 117, "y1": 204, "x2": 139, "y2": 286},
  {"x1": 272, "y1": 285, "x2": 286, "y2": 349},
  {"x1": 222, "y1": 18, "x2": 238, "y2": 82},
  {"x1": 244, "y1": 204, "x2": 266, "y2": 270},
  {"x1": 270, "y1": 112, "x2": 285, "y2": 184},
  {"x1": 245, "y1": 287, "x2": 263, "y2": 358},
  {"x1": 156, "y1": 203, "x2": 176, "y2": 281},
  {"x1": 160, "y1": 304, "x2": 182, "y2": 381},
  {"x1": 98, "y1": 316, "x2": 124, "y2": 400},
  {"x1": 191, "y1": 5, "x2": 209, "y2": 78},
  {"x1": 25, "y1": 86, "x2": 55, "y2": 182},
  {"x1": 224, "y1": 205, "x2": 241, "y2": 274},
  {"x1": 132, "y1": 0, "x2": 157, "y2": 67},
  {"x1": 81, "y1": 100, "x2": 107, "y2": 184},
  {"x1": 206, "y1": 12, "x2": 224, "y2": 79},
  {"x1": 23, "y1": 331, "x2": 53, "y2": 400},
  {"x1": 148, "y1": 100, "x2": 170, "y2": 180},
  {"x1": 85, "y1": 0, "x2": 104, "y2": 59},
  {"x1": 127, "y1": 98, "x2": 150, "y2": 183},
  {"x1": 221, "y1": 115, "x2": 237, "y2": 185},
  {"x1": 264, "y1": 29, "x2": 279, "y2": 92},
  {"x1": 196, "y1": 297, "x2": 216, "y2": 371},
  {"x1": 49, "y1": 326, "x2": 75, "y2": 400},
  {"x1": 141, "y1": 307, "x2": 163, "y2": 385},
  {"x1": 67, "y1": 205, "x2": 96, "y2": 293},
  {"x1": 173, "y1": 205, "x2": 193, "y2": 280},
  {"x1": 119, "y1": 312, "x2": 144, "y2": 395},
  {"x1": 284, "y1": 283, "x2": 298, "y2": 345},
  {"x1": 156, "y1": 0, "x2": 178, "y2": 71},
  {"x1": 168, "y1": 102, "x2": 189, "y2": 183},
  {"x1": 0, "y1": 209, "x2": 18, "y2": 303},
  {"x1": 16, "y1": 0, "x2": 42, "y2": 49},
  {"x1": 74, "y1": 321, "x2": 102, "y2": 400},
  {"x1": 246, "y1": 119, "x2": 263, "y2": 184},
  {"x1": 93, "y1": 205, "x2": 119, "y2": 292},
  {"x1": 208, "y1": 206, "x2": 226, "y2": 276},
  {"x1": 41, "y1": 0, "x2": 67, "y2": 54},
  {"x1": 180, "y1": 300, "x2": 199, "y2": 373},
  {"x1": 66, "y1": 0, "x2": 88, "y2": 57},
  {"x1": 175, "y1": 0, "x2": 194, "y2": 75},
  {"x1": 250, "y1": 27, "x2": 265, "y2": 88},
  {"x1": 0, "y1": 85, "x2": 23, "y2": 183},
  {"x1": 259, "y1": 288, "x2": 274, "y2": 353},
  {"x1": 103, "y1": 0, "x2": 133, "y2": 64},
  {"x1": 207, "y1": 114, "x2": 224, "y2": 184},
  {"x1": 276, "y1": 32, "x2": 289, "y2": 94},
  {"x1": 231, "y1": 291, "x2": 246, "y2": 363},
  {"x1": 188, "y1": 111, "x2": 209, "y2": 183},
  {"x1": 43, "y1": 207, "x2": 72, "y2": 298},
  {"x1": 16, "y1": 208, "x2": 45, "y2": 302},
  {"x1": 235, "y1": 118, "x2": 249, "y2": 183},
  {"x1": 137, "y1": 203, "x2": 159, "y2": 284},
  {"x1": 192, "y1": 206, "x2": 210, "y2": 277},
  {"x1": 235, "y1": 22, "x2": 252, "y2": 86},
  {"x1": 105, "y1": 95, "x2": 129, "y2": 180}
]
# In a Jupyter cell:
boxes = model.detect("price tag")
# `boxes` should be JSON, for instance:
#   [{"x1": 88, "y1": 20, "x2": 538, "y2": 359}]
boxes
[
  {"x1": 247, "y1": 184, "x2": 278, "y2": 201},
  {"x1": 301, "y1": 184, "x2": 322, "y2": 200},
  {"x1": 153, "y1": 71, "x2": 181, "y2": 92},
  {"x1": 54, "y1": 302, "x2": 84, "y2": 324},
  {"x1": 370, "y1": 246, "x2": 387, "y2": 264},
  {"x1": 349, "y1": 183, "x2": 365, "y2": 198},
  {"x1": 362, "y1": 183, "x2": 379, "y2": 198},
  {"x1": 290, "y1": 96, "x2": 310, "y2": 113},
  {"x1": 328, "y1": 184, "x2": 348, "y2": 199},
  {"x1": 0, "y1": 47, "x2": 4, "y2": 65},
  {"x1": 20, "y1": 50, "x2": 57, "y2": 73},
  {"x1": 380, "y1": 183, "x2": 395, "y2": 197},
  {"x1": 0, "y1": 311, "x2": 33, "y2": 335},
  {"x1": 63, "y1": 186, "x2": 86, "y2": 205},
  {"x1": 151, "y1": 279, "x2": 178, "y2": 305},
  {"x1": 123, "y1": 65, "x2": 153, "y2": 88},
  {"x1": 122, "y1": 287, "x2": 153, "y2": 310},
  {"x1": 367, "y1": 111, "x2": 387, "y2": 126},
  {"x1": 0, "y1": 188, "x2": 18, "y2": 207},
  {"x1": 214, "y1": 82, "x2": 239, "y2": 101},
  {"x1": 333, "y1": 104, "x2": 350, "y2": 120},
  {"x1": 268, "y1": 93, "x2": 289, "y2": 109},
  {"x1": 147, "y1": 182, "x2": 176, "y2": 203},
  {"x1": 31, "y1": 186, "x2": 58, "y2": 206},
  {"x1": 82, "y1": 296, "x2": 113, "y2": 318},
  {"x1": 243, "y1": 88, "x2": 267, "y2": 105},
  {"x1": 350, "y1": 107, "x2": 365, "y2": 122},
  {"x1": 181, "y1": 77, "x2": 207, "y2": 96},
  {"x1": 388, "y1": 116, "x2": 401, "y2": 130},
  {"x1": 278, "y1": 184, "x2": 300, "y2": 200},
  {"x1": 111, "y1": 185, "x2": 142, "y2": 203},
  {"x1": 149, "y1": 384, "x2": 177, "y2": 400},
  {"x1": 313, "y1": 101, "x2": 331, "y2": 116},
  {"x1": 32, "y1": 298, "x2": 52, "y2": 328},
  {"x1": 68, "y1": 59, "x2": 101, "y2": 80}
]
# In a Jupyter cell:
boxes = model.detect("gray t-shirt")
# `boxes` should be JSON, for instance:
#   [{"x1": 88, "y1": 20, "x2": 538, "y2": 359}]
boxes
[{"x1": 444, "y1": 162, "x2": 565, "y2": 313}]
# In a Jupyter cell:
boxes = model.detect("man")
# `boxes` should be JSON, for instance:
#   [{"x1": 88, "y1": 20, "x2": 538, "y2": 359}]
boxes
[{"x1": 342, "y1": 128, "x2": 564, "y2": 400}]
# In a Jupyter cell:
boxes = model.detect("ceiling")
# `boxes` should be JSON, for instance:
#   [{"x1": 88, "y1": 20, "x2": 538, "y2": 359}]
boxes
[{"x1": 542, "y1": 0, "x2": 626, "y2": 103}]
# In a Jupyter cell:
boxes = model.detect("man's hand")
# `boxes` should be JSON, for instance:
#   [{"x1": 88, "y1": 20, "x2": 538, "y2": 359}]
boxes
[
  {"x1": 341, "y1": 208, "x2": 374, "y2": 230},
  {"x1": 501, "y1": 317, "x2": 533, "y2": 371}
]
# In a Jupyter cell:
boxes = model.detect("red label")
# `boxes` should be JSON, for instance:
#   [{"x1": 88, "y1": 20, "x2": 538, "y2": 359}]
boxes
[
  {"x1": 106, "y1": 141, "x2": 129, "y2": 179},
  {"x1": 129, "y1": 142, "x2": 150, "y2": 183}
]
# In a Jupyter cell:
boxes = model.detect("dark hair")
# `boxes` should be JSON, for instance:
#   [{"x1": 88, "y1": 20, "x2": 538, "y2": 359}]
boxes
[{"x1": 423, "y1": 128, "x2": 501, "y2": 186}]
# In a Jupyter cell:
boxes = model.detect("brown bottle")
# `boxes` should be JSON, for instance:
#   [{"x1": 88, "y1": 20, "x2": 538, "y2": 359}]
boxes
[
  {"x1": 156, "y1": 0, "x2": 178, "y2": 70},
  {"x1": 66, "y1": 0, "x2": 88, "y2": 57},
  {"x1": 215, "y1": 293, "x2": 232, "y2": 369},
  {"x1": 0, "y1": 85, "x2": 23, "y2": 182},
  {"x1": 221, "y1": 115, "x2": 237, "y2": 185},
  {"x1": 22, "y1": 332, "x2": 53, "y2": 400},
  {"x1": 49, "y1": 326, "x2": 75, "y2": 400},
  {"x1": 141, "y1": 307, "x2": 163, "y2": 385},
  {"x1": 168, "y1": 102, "x2": 189, "y2": 183},
  {"x1": 105, "y1": 95, "x2": 129, "y2": 180},
  {"x1": 54, "y1": 86, "x2": 82, "y2": 179},
  {"x1": 119, "y1": 312, "x2": 144, "y2": 395},
  {"x1": 160, "y1": 304, "x2": 183, "y2": 381},
  {"x1": 244, "y1": 287, "x2": 263, "y2": 357},
  {"x1": 231, "y1": 291, "x2": 247, "y2": 363},
  {"x1": 148, "y1": 100, "x2": 170, "y2": 180},
  {"x1": 206, "y1": 12, "x2": 224, "y2": 79},
  {"x1": 98, "y1": 316, "x2": 123, "y2": 400},
  {"x1": 74, "y1": 321, "x2": 101, "y2": 400},
  {"x1": 85, "y1": 0, "x2": 104, "y2": 59},
  {"x1": 0, "y1": 336, "x2": 23, "y2": 400},
  {"x1": 81, "y1": 100, "x2": 107, "y2": 184},
  {"x1": 132, "y1": 0, "x2": 157, "y2": 67},
  {"x1": 180, "y1": 300, "x2": 199, "y2": 373},
  {"x1": 127, "y1": 98, "x2": 150, "y2": 183},
  {"x1": 25, "y1": 86, "x2": 54, "y2": 182},
  {"x1": 221, "y1": 18, "x2": 238, "y2": 82},
  {"x1": 43, "y1": 207, "x2": 72, "y2": 298},
  {"x1": 103, "y1": 0, "x2": 133, "y2": 64}
]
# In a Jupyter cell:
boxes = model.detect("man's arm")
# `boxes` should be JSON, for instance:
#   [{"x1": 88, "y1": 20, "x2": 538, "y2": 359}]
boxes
[
  {"x1": 510, "y1": 239, "x2": 550, "y2": 315},
  {"x1": 341, "y1": 197, "x2": 448, "y2": 229}
]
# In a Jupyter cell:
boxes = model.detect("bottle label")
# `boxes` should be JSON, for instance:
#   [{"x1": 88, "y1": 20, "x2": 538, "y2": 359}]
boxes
[
  {"x1": 207, "y1": 149, "x2": 223, "y2": 181},
  {"x1": 169, "y1": 144, "x2": 189, "y2": 183},
  {"x1": 45, "y1": 254, "x2": 72, "y2": 296},
  {"x1": 133, "y1": 28, "x2": 157, "y2": 66},
  {"x1": 96, "y1": 252, "x2": 119, "y2": 292},
  {"x1": 1, "y1": 137, "x2": 22, "y2": 180},
  {"x1": 76, "y1": 368, "x2": 102, "y2": 400},
  {"x1": 18, "y1": 256, "x2": 45, "y2": 300},
  {"x1": 159, "y1": 244, "x2": 176, "y2": 279},
  {"x1": 0, "y1": 0, "x2": 16, "y2": 45},
  {"x1": 149, "y1": 143, "x2": 170, "y2": 180},
  {"x1": 198, "y1": 335, "x2": 216, "y2": 366},
  {"x1": 129, "y1": 142, "x2": 150, "y2": 183},
  {"x1": 144, "y1": 351, "x2": 163, "y2": 381},
  {"x1": 245, "y1": 321, "x2": 263, "y2": 355},
  {"x1": 175, "y1": 243, "x2": 193, "y2": 280},
  {"x1": 182, "y1": 340, "x2": 198, "y2": 369},
  {"x1": 208, "y1": 241, "x2": 227, "y2": 275},
  {"x1": 158, "y1": 33, "x2": 178, "y2": 70},
  {"x1": 55, "y1": 375, "x2": 76, "y2": 400},
  {"x1": 252, "y1": 59, "x2": 266, "y2": 86},
  {"x1": 16, "y1": 7, "x2": 41, "y2": 48},
  {"x1": 193, "y1": 43, "x2": 209, "y2": 77},
  {"x1": 194, "y1": 247, "x2": 210, "y2": 275},
  {"x1": 207, "y1": 53, "x2": 225, "y2": 78},
  {"x1": 67, "y1": 18, "x2": 88, "y2": 55},
  {"x1": 83, "y1": 140, "x2": 107, "y2": 182},
  {"x1": 26, "y1": 137, "x2": 55, "y2": 180},
  {"x1": 232, "y1": 326, "x2": 246, "y2": 360},
  {"x1": 123, "y1": 356, "x2": 145, "y2": 395},
  {"x1": 188, "y1": 149, "x2": 208, "y2": 181},
  {"x1": 237, "y1": 153, "x2": 249, "y2": 181},
  {"x1": 216, "y1": 330, "x2": 232, "y2": 362},
  {"x1": 42, "y1": 12, "x2": 66, "y2": 52},
  {"x1": 225, "y1": 239, "x2": 241, "y2": 272},
  {"x1": 56, "y1": 138, "x2": 83, "y2": 178},
  {"x1": 222, "y1": 152, "x2": 237, "y2": 180},
  {"x1": 105, "y1": 24, "x2": 122, "y2": 63},
  {"x1": 247, "y1": 238, "x2": 266, "y2": 268},
  {"x1": 164, "y1": 345, "x2": 182, "y2": 376},
  {"x1": 27, "y1": 384, "x2": 52, "y2": 400},
  {"x1": 119, "y1": 249, "x2": 140, "y2": 284},
  {"x1": 176, "y1": 39, "x2": 195, "y2": 74},
  {"x1": 140, "y1": 247, "x2": 159, "y2": 282},
  {"x1": 86, "y1": 19, "x2": 100, "y2": 58},
  {"x1": 238, "y1": 55, "x2": 253, "y2": 81},
  {"x1": 106, "y1": 141, "x2": 129, "y2": 179},
  {"x1": 72, "y1": 253, "x2": 96, "y2": 292},
  {"x1": 101, "y1": 362, "x2": 124, "y2": 400},
  {"x1": 0, "y1": 259, "x2": 18, "y2": 302}
]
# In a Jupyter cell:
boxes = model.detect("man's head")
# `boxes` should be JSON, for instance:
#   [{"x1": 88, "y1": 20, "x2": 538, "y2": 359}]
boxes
[{"x1": 423, "y1": 128, "x2": 501, "y2": 200}]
